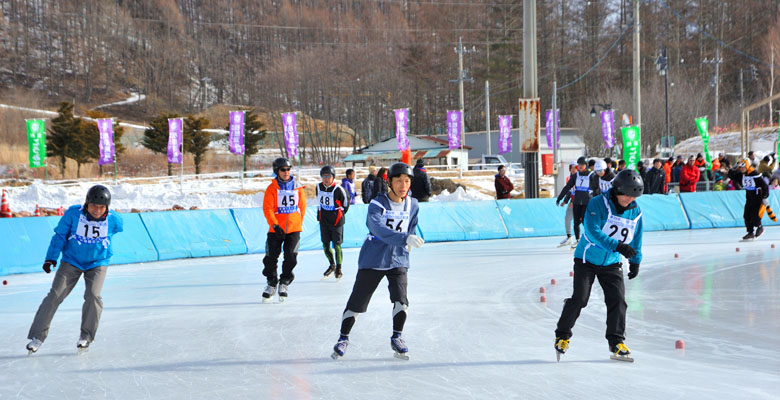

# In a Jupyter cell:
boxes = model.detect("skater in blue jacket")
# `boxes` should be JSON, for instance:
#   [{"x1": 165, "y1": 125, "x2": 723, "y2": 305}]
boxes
[
  {"x1": 26, "y1": 185, "x2": 123, "y2": 354},
  {"x1": 554, "y1": 169, "x2": 644, "y2": 362},
  {"x1": 331, "y1": 162, "x2": 424, "y2": 360}
]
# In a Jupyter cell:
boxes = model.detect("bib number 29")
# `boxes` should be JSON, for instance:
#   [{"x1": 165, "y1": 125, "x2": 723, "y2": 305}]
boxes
[{"x1": 607, "y1": 225, "x2": 629, "y2": 243}]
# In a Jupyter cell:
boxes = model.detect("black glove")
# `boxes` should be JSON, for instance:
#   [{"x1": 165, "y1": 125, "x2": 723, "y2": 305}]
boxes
[
  {"x1": 615, "y1": 242, "x2": 637, "y2": 259},
  {"x1": 628, "y1": 263, "x2": 640, "y2": 280},
  {"x1": 42, "y1": 260, "x2": 57, "y2": 274},
  {"x1": 272, "y1": 224, "x2": 285, "y2": 240}
]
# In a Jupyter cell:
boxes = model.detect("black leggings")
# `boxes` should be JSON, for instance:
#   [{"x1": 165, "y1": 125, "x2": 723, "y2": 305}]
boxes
[{"x1": 572, "y1": 204, "x2": 588, "y2": 240}]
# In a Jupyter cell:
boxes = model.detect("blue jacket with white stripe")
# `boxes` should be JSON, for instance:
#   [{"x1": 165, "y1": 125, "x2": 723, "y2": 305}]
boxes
[
  {"x1": 357, "y1": 194, "x2": 419, "y2": 271},
  {"x1": 45, "y1": 205, "x2": 124, "y2": 271},
  {"x1": 574, "y1": 189, "x2": 643, "y2": 266}
]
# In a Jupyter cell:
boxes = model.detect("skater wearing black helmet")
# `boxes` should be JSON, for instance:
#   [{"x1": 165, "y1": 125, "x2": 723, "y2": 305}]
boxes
[
  {"x1": 554, "y1": 168, "x2": 644, "y2": 362},
  {"x1": 317, "y1": 165, "x2": 350, "y2": 280},
  {"x1": 26, "y1": 185, "x2": 124, "y2": 354},
  {"x1": 331, "y1": 162, "x2": 424, "y2": 360},
  {"x1": 556, "y1": 156, "x2": 600, "y2": 249}
]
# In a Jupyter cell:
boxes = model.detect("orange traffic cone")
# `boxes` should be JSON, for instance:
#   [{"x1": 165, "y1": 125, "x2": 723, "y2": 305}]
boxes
[
  {"x1": 34, "y1": 204, "x2": 41, "y2": 217},
  {"x1": 0, "y1": 190, "x2": 10, "y2": 218}
]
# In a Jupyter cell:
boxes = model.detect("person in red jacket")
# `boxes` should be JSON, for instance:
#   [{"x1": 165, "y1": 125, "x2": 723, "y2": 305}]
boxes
[
  {"x1": 495, "y1": 165, "x2": 514, "y2": 199},
  {"x1": 679, "y1": 155, "x2": 700, "y2": 192}
]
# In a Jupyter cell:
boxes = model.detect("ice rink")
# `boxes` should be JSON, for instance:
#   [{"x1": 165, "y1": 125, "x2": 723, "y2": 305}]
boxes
[{"x1": 1, "y1": 227, "x2": 778, "y2": 400}]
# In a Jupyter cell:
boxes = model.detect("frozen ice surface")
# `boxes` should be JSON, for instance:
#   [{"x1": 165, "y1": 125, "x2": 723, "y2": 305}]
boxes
[{"x1": 1, "y1": 227, "x2": 778, "y2": 399}]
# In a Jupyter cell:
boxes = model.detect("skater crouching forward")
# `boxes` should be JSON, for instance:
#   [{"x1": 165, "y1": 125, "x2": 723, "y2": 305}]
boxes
[
  {"x1": 554, "y1": 169, "x2": 644, "y2": 362},
  {"x1": 331, "y1": 162, "x2": 425, "y2": 360},
  {"x1": 27, "y1": 185, "x2": 124, "y2": 354}
]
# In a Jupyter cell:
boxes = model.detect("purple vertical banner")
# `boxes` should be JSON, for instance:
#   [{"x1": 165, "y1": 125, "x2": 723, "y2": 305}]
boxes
[
  {"x1": 282, "y1": 112, "x2": 298, "y2": 158},
  {"x1": 544, "y1": 109, "x2": 560, "y2": 149},
  {"x1": 394, "y1": 108, "x2": 410, "y2": 151},
  {"x1": 498, "y1": 115, "x2": 512, "y2": 154},
  {"x1": 167, "y1": 118, "x2": 183, "y2": 164},
  {"x1": 446, "y1": 110, "x2": 462, "y2": 149},
  {"x1": 601, "y1": 110, "x2": 615, "y2": 148},
  {"x1": 228, "y1": 111, "x2": 245, "y2": 155},
  {"x1": 97, "y1": 118, "x2": 115, "y2": 166}
]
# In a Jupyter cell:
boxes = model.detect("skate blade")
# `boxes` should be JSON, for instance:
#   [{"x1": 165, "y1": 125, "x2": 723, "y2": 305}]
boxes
[
  {"x1": 609, "y1": 354, "x2": 634, "y2": 363},
  {"x1": 556, "y1": 351, "x2": 561, "y2": 362},
  {"x1": 27, "y1": 349, "x2": 36, "y2": 356},
  {"x1": 331, "y1": 352, "x2": 343, "y2": 360},
  {"x1": 262, "y1": 297, "x2": 273, "y2": 303},
  {"x1": 77, "y1": 347, "x2": 89, "y2": 355},
  {"x1": 278, "y1": 296, "x2": 286, "y2": 303},
  {"x1": 739, "y1": 239, "x2": 755, "y2": 242},
  {"x1": 393, "y1": 351, "x2": 410, "y2": 360},
  {"x1": 321, "y1": 276, "x2": 331, "y2": 281}
]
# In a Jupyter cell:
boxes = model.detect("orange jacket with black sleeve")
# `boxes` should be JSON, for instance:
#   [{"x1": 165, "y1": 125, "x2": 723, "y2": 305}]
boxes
[{"x1": 263, "y1": 178, "x2": 306, "y2": 233}]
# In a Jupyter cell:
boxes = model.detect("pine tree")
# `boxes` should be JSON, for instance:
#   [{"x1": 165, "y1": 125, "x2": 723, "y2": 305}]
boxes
[
  {"x1": 142, "y1": 113, "x2": 181, "y2": 176},
  {"x1": 184, "y1": 115, "x2": 211, "y2": 175},
  {"x1": 46, "y1": 102, "x2": 80, "y2": 178}
]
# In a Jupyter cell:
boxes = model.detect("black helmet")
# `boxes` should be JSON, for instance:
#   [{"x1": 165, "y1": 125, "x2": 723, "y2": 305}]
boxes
[
  {"x1": 86, "y1": 185, "x2": 111, "y2": 206},
  {"x1": 577, "y1": 156, "x2": 587, "y2": 166},
  {"x1": 612, "y1": 169, "x2": 644, "y2": 197},
  {"x1": 320, "y1": 165, "x2": 335, "y2": 178},
  {"x1": 272, "y1": 157, "x2": 292, "y2": 173},
  {"x1": 388, "y1": 162, "x2": 414, "y2": 181}
]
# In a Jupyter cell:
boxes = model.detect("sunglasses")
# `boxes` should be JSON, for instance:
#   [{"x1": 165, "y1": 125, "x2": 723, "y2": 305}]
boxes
[{"x1": 278, "y1": 167, "x2": 291, "y2": 172}]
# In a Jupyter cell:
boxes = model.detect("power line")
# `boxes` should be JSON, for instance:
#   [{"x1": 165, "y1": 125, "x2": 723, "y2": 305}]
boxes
[{"x1": 557, "y1": 19, "x2": 633, "y2": 91}]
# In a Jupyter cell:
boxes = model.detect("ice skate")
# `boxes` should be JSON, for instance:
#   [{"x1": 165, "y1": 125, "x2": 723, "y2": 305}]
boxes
[
  {"x1": 26, "y1": 338, "x2": 42, "y2": 355},
  {"x1": 570, "y1": 240, "x2": 579, "y2": 250},
  {"x1": 334, "y1": 265, "x2": 343, "y2": 281},
  {"x1": 321, "y1": 264, "x2": 336, "y2": 280},
  {"x1": 77, "y1": 339, "x2": 90, "y2": 355},
  {"x1": 741, "y1": 232, "x2": 756, "y2": 242},
  {"x1": 755, "y1": 226, "x2": 764, "y2": 238},
  {"x1": 554, "y1": 337, "x2": 569, "y2": 362},
  {"x1": 331, "y1": 336, "x2": 349, "y2": 359},
  {"x1": 261, "y1": 285, "x2": 276, "y2": 303},
  {"x1": 390, "y1": 335, "x2": 409, "y2": 360},
  {"x1": 278, "y1": 283, "x2": 289, "y2": 302},
  {"x1": 609, "y1": 342, "x2": 634, "y2": 362},
  {"x1": 557, "y1": 236, "x2": 573, "y2": 247}
]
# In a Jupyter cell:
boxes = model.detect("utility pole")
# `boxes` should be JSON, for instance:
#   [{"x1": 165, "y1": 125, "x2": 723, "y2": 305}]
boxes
[
  {"x1": 450, "y1": 37, "x2": 475, "y2": 169},
  {"x1": 523, "y1": 0, "x2": 538, "y2": 198},
  {"x1": 715, "y1": 47, "x2": 720, "y2": 127},
  {"x1": 740, "y1": 68, "x2": 744, "y2": 110},
  {"x1": 485, "y1": 80, "x2": 491, "y2": 155},
  {"x1": 632, "y1": 0, "x2": 641, "y2": 128}
]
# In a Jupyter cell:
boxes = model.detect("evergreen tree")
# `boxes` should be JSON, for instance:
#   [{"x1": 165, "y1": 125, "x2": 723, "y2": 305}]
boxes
[
  {"x1": 46, "y1": 102, "x2": 80, "y2": 178},
  {"x1": 142, "y1": 113, "x2": 181, "y2": 176},
  {"x1": 184, "y1": 115, "x2": 211, "y2": 175}
]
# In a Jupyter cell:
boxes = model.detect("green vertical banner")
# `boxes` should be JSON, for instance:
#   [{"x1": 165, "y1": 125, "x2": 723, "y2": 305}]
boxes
[
  {"x1": 777, "y1": 112, "x2": 780, "y2": 156},
  {"x1": 620, "y1": 125, "x2": 641, "y2": 169},
  {"x1": 695, "y1": 116, "x2": 711, "y2": 169},
  {"x1": 26, "y1": 119, "x2": 46, "y2": 168}
]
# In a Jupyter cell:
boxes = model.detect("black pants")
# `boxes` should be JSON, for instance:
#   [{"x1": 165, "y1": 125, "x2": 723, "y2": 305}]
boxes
[
  {"x1": 555, "y1": 258, "x2": 627, "y2": 347},
  {"x1": 262, "y1": 231, "x2": 300, "y2": 286},
  {"x1": 744, "y1": 199, "x2": 762, "y2": 233},
  {"x1": 572, "y1": 204, "x2": 588, "y2": 240}
]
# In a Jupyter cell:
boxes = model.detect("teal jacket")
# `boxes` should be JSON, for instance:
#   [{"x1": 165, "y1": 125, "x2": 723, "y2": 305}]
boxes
[
  {"x1": 574, "y1": 189, "x2": 643, "y2": 266},
  {"x1": 45, "y1": 205, "x2": 124, "y2": 270}
]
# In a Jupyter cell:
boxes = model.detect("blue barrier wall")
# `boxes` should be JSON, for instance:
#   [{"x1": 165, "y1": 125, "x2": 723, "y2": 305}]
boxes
[
  {"x1": 141, "y1": 210, "x2": 247, "y2": 260},
  {"x1": 417, "y1": 201, "x2": 507, "y2": 242},
  {"x1": 497, "y1": 198, "x2": 566, "y2": 238},
  {"x1": 3, "y1": 191, "x2": 772, "y2": 276}
]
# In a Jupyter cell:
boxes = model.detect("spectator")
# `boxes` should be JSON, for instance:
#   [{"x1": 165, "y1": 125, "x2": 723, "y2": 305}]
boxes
[
  {"x1": 679, "y1": 155, "x2": 700, "y2": 192},
  {"x1": 371, "y1": 167, "x2": 388, "y2": 201},
  {"x1": 587, "y1": 158, "x2": 596, "y2": 172},
  {"x1": 694, "y1": 153, "x2": 709, "y2": 181},
  {"x1": 713, "y1": 175, "x2": 728, "y2": 191},
  {"x1": 663, "y1": 157, "x2": 673, "y2": 192},
  {"x1": 748, "y1": 151, "x2": 760, "y2": 168},
  {"x1": 770, "y1": 177, "x2": 780, "y2": 190},
  {"x1": 410, "y1": 159, "x2": 432, "y2": 202},
  {"x1": 495, "y1": 165, "x2": 514, "y2": 199},
  {"x1": 644, "y1": 159, "x2": 666, "y2": 194},
  {"x1": 718, "y1": 153, "x2": 732, "y2": 170},
  {"x1": 361, "y1": 166, "x2": 377, "y2": 204},
  {"x1": 711, "y1": 155, "x2": 721, "y2": 172},
  {"x1": 636, "y1": 160, "x2": 647, "y2": 182},
  {"x1": 671, "y1": 156, "x2": 683, "y2": 183},
  {"x1": 342, "y1": 168, "x2": 356, "y2": 205},
  {"x1": 617, "y1": 160, "x2": 626, "y2": 171},
  {"x1": 758, "y1": 156, "x2": 774, "y2": 177}
]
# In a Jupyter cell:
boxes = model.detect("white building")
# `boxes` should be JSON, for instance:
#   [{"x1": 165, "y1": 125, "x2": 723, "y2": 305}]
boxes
[{"x1": 344, "y1": 136, "x2": 471, "y2": 169}]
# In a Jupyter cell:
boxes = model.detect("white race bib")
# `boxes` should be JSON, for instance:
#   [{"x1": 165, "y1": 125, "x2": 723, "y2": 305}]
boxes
[
  {"x1": 575, "y1": 173, "x2": 591, "y2": 192},
  {"x1": 75, "y1": 213, "x2": 109, "y2": 244},
  {"x1": 318, "y1": 190, "x2": 336, "y2": 211},
  {"x1": 599, "y1": 178, "x2": 613, "y2": 192},
  {"x1": 277, "y1": 190, "x2": 299, "y2": 214},
  {"x1": 382, "y1": 210, "x2": 410, "y2": 233},
  {"x1": 600, "y1": 197, "x2": 638, "y2": 244},
  {"x1": 743, "y1": 175, "x2": 757, "y2": 191}
]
